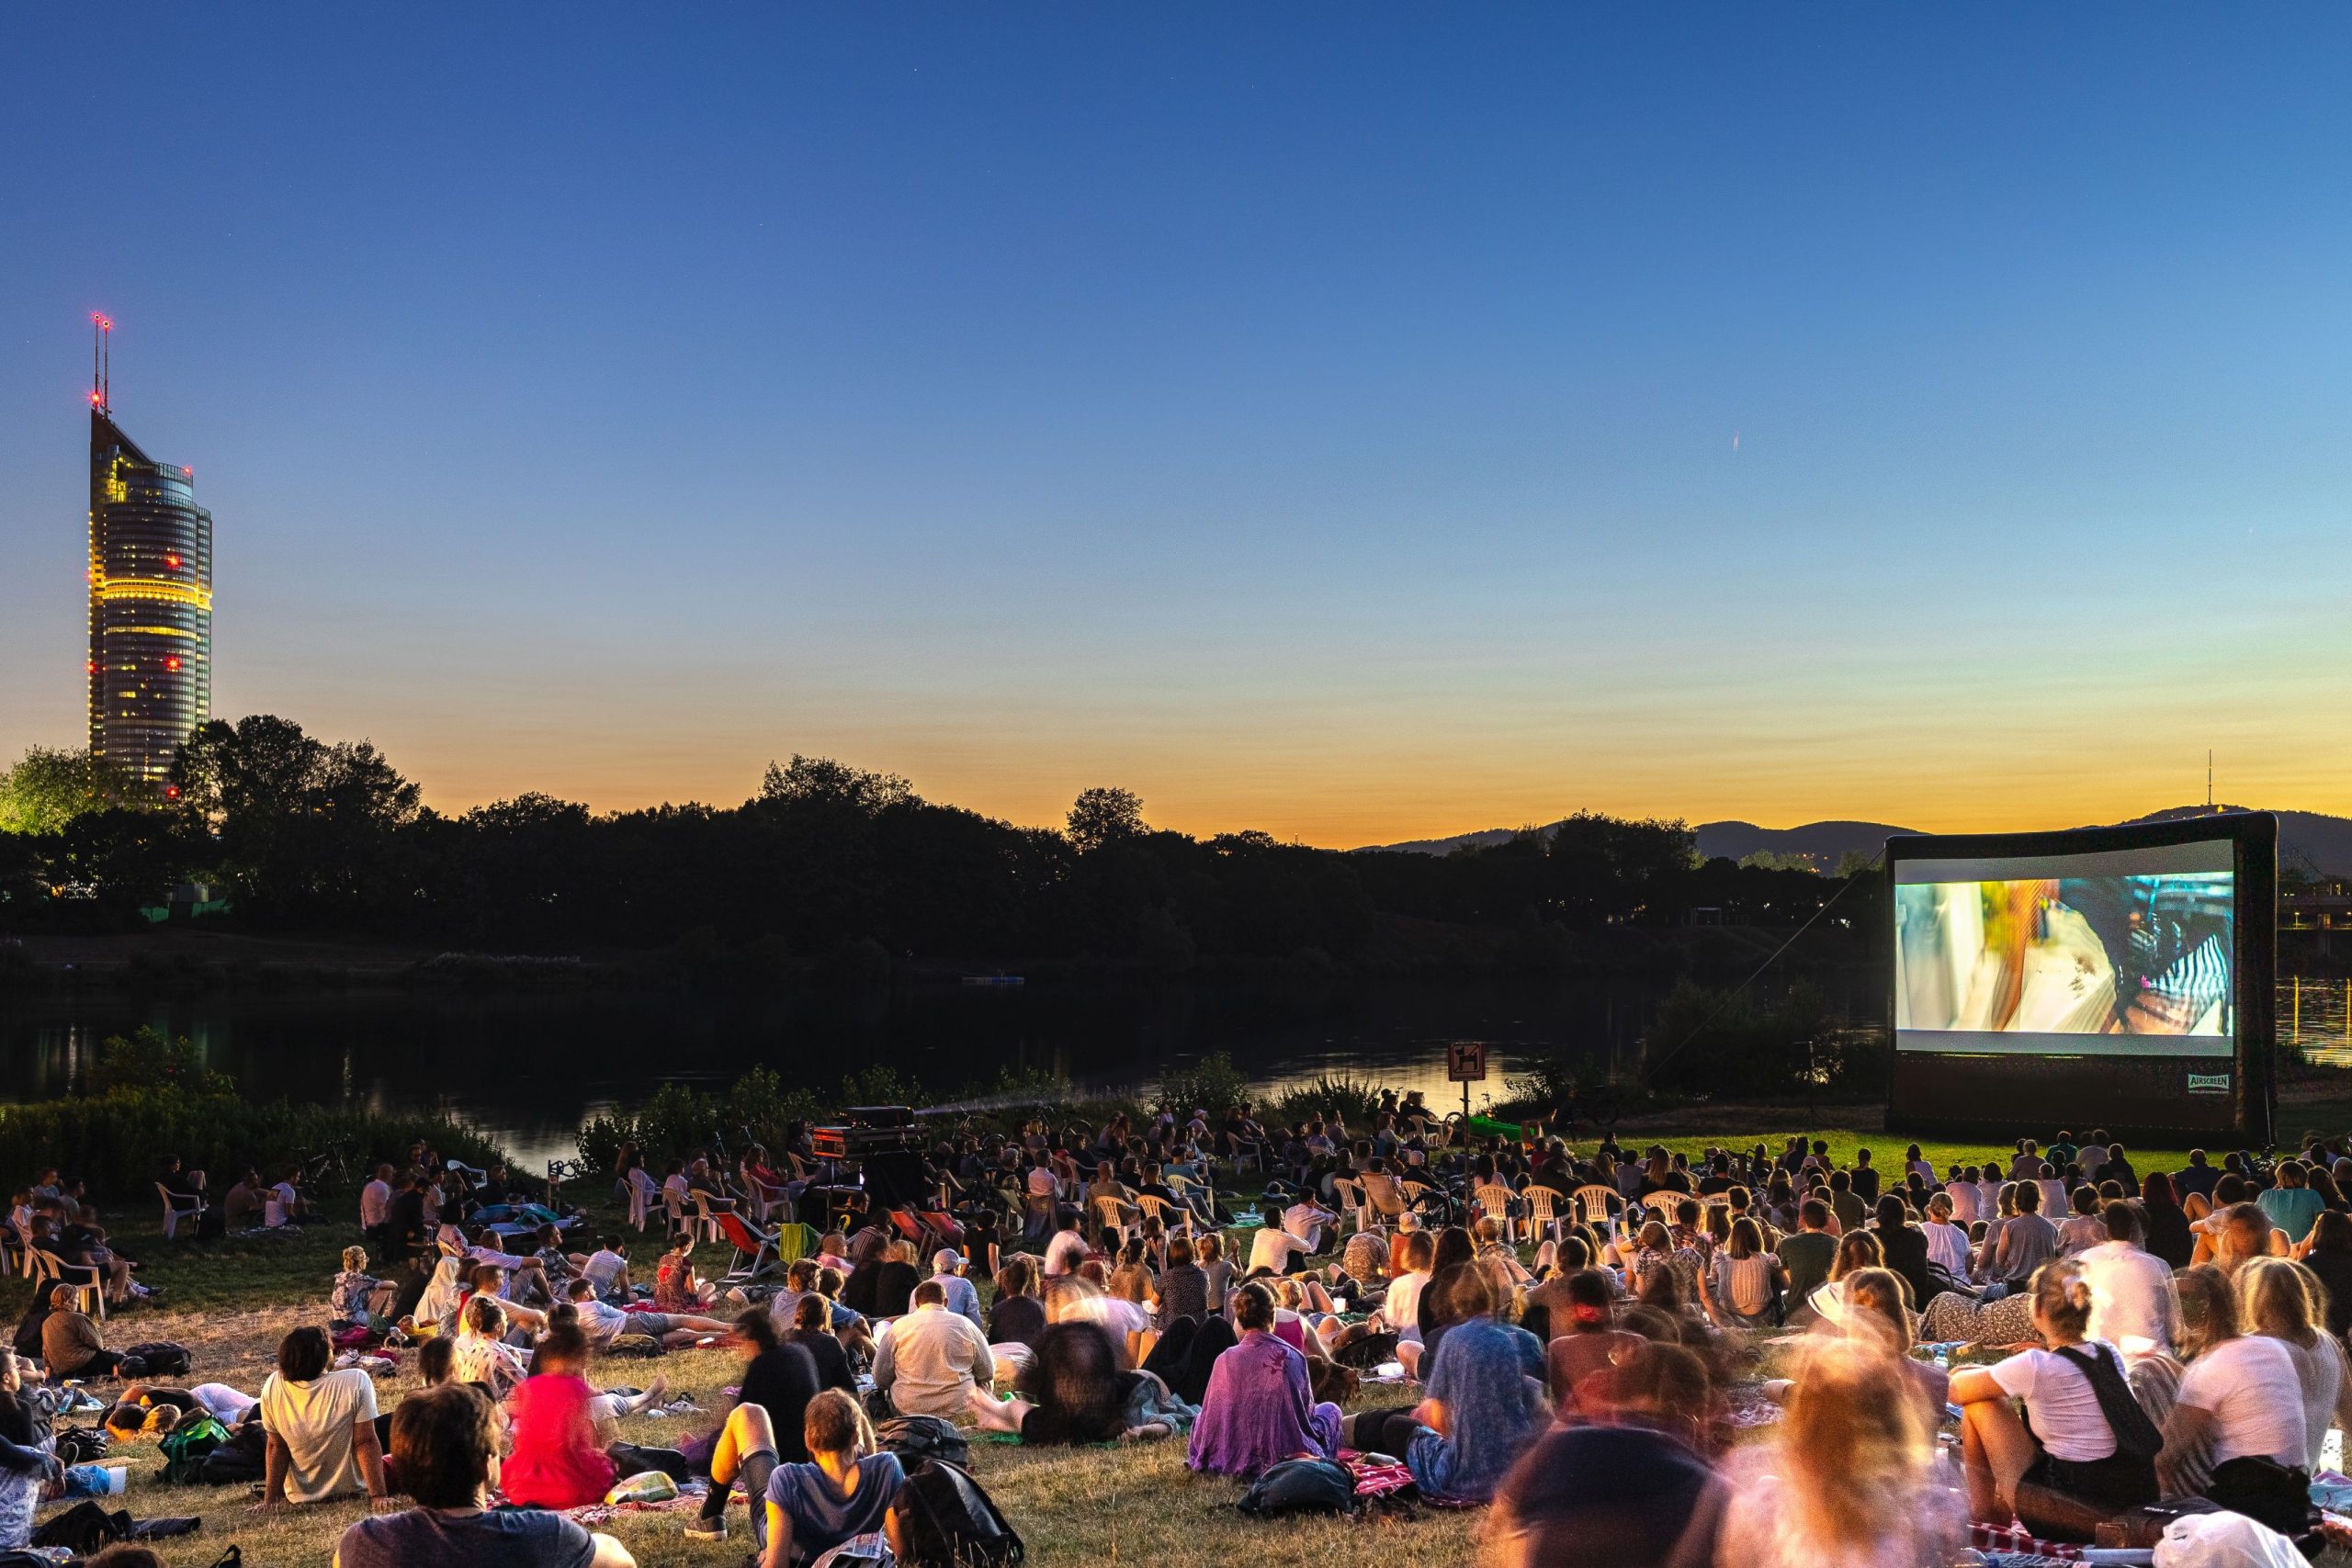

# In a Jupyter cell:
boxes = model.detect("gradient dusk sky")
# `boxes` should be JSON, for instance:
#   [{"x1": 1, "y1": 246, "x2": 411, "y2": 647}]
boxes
[{"x1": 5, "y1": 7, "x2": 2348, "y2": 846}]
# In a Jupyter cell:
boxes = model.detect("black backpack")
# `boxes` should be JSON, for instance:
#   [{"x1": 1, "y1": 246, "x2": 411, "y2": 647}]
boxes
[
  {"x1": 876, "y1": 1415, "x2": 970, "y2": 1469},
  {"x1": 895, "y1": 1457, "x2": 1024, "y2": 1566},
  {"x1": 2052, "y1": 1343, "x2": 2165, "y2": 1461},
  {"x1": 117, "y1": 1340, "x2": 193, "y2": 1380},
  {"x1": 1235, "y1": 1458, "x2": 1356, "y2": 1517}
]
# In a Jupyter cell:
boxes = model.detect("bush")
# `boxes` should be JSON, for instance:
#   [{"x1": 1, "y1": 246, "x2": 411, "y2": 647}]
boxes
[
  {"x1": 1158, "y1": 1051, "x2": 1250, "y2": 1115},
  {"x1": 0, "y1": 1089, "x2": 508, "y2": 1201},
  {"x1": 85, "y1": 1026, "x2": 233, "y2": 1097},
  {"x1": 1261, "y1": 1074, "x2": 1385, "y2": 1128}
]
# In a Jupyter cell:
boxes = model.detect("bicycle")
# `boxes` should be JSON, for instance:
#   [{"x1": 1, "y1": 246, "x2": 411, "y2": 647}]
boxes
[{"x1": 296, "y1": 1137, "x2": 356, "y2": 1192}]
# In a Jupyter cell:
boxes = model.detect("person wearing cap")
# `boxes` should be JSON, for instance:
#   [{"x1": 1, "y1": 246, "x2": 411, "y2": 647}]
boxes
[{"x1": 930, "y1": 1250, "x2": 983, "y2": 1331}]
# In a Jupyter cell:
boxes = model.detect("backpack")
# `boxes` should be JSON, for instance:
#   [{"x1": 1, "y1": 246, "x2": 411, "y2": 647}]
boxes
[
  {"x1": 157, "y1": 1415, "x2": 231, "y2": 1484},
  {"x1": 894, "y1": 1457, "x2": 1024, "y2": 1567},
  {"x1": 52, "y1": 1425, "x2": 111, "y2": 1465},
  {"x1": 1235, "y1": 1458, "x2": 1356, "y2": 1517},
  {"x1": 117, "y1": 1340, "x2": 192, "y2": 1380},
  {"x1": 876, "y1": 1416, "x2": 969, "y2": 1469},
  {"x1": 2051, "y1": 1343, "x2": 2165, "y2": 1461}
]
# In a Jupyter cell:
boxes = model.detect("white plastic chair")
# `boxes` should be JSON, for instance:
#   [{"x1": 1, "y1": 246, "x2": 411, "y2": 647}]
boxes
[{"x1": 155, "y1": 1183, "x2": 206, "y2": 1241}]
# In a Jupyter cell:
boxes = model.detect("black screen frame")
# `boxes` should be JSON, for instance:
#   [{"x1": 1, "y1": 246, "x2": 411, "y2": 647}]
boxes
[{"x1": 1883, "y1": 812, "x2": 2276, "y2": 1145}]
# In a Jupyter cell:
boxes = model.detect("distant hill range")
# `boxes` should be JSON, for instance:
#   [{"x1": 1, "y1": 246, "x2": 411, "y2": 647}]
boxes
[{"x1": 1356, "y1": 806, "x2": 2352, "y2": 878}]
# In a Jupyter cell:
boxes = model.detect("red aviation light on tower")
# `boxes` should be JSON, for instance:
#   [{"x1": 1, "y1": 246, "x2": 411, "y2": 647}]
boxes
[
  {"x1": 164, "y1": 554, "x2": 181, "y2": 570},
  {"x1": 164, "y1": 657, "x2": 181, "y2": 671}
]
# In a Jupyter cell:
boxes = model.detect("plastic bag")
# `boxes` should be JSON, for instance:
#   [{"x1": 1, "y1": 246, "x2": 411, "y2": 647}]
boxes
[{"x1": 604, "y1": 1469, "x2": 679, "y2": 1505}]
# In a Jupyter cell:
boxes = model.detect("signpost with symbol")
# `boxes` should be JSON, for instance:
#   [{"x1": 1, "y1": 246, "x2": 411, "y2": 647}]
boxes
[{"x1": 1446, "y1": 1041, "x2": 1487, "y2": 1120}]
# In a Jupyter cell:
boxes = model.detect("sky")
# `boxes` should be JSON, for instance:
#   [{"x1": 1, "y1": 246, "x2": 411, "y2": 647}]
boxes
[{"x1": 4, "y1": 7, "x2": 2349, "y2": 848}]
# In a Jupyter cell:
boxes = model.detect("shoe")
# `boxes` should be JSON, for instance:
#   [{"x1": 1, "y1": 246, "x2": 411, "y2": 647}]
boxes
[{"x1": 682, "y1": 1519, "x2": 727, "y2": 1541}]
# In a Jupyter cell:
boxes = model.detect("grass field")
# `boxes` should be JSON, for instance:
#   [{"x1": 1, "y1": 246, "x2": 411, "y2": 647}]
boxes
[{"x1": 24, "y1": 1106, "x2": 2352, "y2": 1566}]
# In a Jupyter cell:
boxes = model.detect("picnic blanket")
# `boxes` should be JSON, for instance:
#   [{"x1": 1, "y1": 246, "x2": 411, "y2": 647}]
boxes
[
  {"x1": 1967, "y1": 1520, "x2": 2085, "y2": 1560},
  {"x1": 1335, "y1": 1449, "x2": 1413, "y2": 1499}
]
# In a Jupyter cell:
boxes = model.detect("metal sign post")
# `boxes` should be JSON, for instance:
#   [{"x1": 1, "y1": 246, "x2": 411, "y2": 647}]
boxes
[{"x1": 1446, "y1": 1041, "x2": 1487, "y2": 1121}]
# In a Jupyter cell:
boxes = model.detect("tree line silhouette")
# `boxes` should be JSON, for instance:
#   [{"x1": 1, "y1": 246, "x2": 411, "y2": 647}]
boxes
[{"x1": 0, "y1": 715, "x2": 1856, "y2": 973}]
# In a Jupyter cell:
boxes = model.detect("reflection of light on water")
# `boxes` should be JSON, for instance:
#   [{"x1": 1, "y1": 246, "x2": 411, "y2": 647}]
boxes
[{"x1": 2282, "y1": 978, "x2": 2352, "y2": 1066}]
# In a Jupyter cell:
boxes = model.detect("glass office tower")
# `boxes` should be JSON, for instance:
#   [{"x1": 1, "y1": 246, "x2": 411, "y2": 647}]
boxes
[{"x1": 88, "y1": 409, "x2": 212, "y2": 786}]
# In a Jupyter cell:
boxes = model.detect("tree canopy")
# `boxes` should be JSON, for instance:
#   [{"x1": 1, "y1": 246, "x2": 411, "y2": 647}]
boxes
[{"x1": 0, "y1": 716, "x2": 1853, "y2": 968}]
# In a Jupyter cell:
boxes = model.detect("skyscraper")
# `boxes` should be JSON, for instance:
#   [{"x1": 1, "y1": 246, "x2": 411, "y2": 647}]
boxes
[{"x1": 86, "y1": 321, "x2": 212, "y2": 788}]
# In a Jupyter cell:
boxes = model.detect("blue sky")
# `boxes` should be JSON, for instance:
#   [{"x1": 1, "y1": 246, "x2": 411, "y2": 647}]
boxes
[{"x1": 4, "y1": 6, "x2": 2347, "y2": 842}]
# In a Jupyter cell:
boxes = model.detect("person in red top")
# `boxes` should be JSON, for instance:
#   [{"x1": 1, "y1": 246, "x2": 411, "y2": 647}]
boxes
[{"x1": 498, "y1": 1322, "x2": 617, "y2": 1509}]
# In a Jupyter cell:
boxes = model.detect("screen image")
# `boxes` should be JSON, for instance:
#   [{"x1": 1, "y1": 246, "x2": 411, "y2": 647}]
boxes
[{"x1": 1894, "y1": 839, "x2": 2235, "y2": 1057}]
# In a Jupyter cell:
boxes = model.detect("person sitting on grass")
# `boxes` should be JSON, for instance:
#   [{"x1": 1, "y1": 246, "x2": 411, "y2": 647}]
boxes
[
  {"x1": 39, "y1": 1280, "x2": 122, "y2": 1380},
  {"x1": 1187, "y1": 1280, "x2": 1341, "y2": 1477},
  {"x1": 760, "y1": 1389, "x2": 906, "y2": 1568},
  {"x1": 653, "y1": 1238, "x2": 719, "y2": 1314},
  {"x1": 266, "y1": 1165, "x2": 308, "y2": 1228},
  {"x1": 332, "y1": 1247, "x2": 398, "y2": 1330},
  {"x1": 449, "y1": 1295, "x2": 531, "y2": 1401},
  {"x1": 561, "y1": 1277, "x2": 731, "y2": 1352},
  {"x1": 1949, "y1": 1259, "x2": 2159, "y2": 1542},
  {"x1": 784, "y1": 1293, "x2": 858, "y2": 1395},
  {"x1": 334, "y1": 1381, "x2": 636, "y2": 1567},
  {"x1": 684, "y1": 1311, "x2": 810, "y2": 1549},
  {"x1": 257, "y1": 1325, "x2": 389, "y2": 1515},
  {"x1": 873, "y1": 1279, "x2": 996, "y2": 1420},
  {"x1": 970, "y1": 1318, "x2": 1176, "y2": 1444}
]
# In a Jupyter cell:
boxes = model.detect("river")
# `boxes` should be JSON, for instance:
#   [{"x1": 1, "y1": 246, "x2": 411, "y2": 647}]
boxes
[{"x1": 0, "y1": 976, "x2": 1708, "y2": 1169}]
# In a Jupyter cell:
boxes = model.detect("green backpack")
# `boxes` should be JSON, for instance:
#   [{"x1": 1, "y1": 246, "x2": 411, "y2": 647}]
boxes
[{"x1": 158, "y1": 1414, "x2": 230, "y2": 1484}]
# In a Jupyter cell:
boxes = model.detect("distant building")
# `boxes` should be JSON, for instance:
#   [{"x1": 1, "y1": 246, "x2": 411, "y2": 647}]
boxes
[{"x1": 88, "y1": 406, "x2": 212, "y2": 787}]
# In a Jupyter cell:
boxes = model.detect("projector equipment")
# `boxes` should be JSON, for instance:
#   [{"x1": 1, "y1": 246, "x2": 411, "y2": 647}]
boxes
[{"x1": 811, "y1": 1105, "x2": 922, "y2": 1159}]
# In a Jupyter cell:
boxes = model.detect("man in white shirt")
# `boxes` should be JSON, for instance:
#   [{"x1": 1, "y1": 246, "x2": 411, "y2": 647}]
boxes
[
  {"x1": 2077, "y1": 1204, "x2": 2180, "y2": 1360},
  {"x1": 874, "y1": 1282, "x2": 996, "y2": 1419},
  {"x1": 931, "y1": 1250, "x2": 983, "y2": 1330},
  {"x1": 1282, "y1": 1197, "x2": 1338, "y2": 1256},
  {"x1": 1248, "y1": 1226, "x2": 1315, "y2": 1277}
]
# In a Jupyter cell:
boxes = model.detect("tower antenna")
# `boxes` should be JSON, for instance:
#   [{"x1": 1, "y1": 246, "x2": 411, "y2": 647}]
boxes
[
  {"x1": 91, "y1": 312, "x2": 110, "y2": 413},
  {"x1": 2208, "y1": 749, "x2": 2214, "y2": 811}
]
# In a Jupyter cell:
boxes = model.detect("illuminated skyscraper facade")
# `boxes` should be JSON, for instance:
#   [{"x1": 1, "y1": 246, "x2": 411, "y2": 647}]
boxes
[{"x1": 88, "y1": 408, "x2": 212, "y2": 786}]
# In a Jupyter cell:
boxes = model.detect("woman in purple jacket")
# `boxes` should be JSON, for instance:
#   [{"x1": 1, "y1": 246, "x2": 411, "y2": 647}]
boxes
[{"x1": 1186, "y1": 1281, "x2": 1341, "y2": 1478}]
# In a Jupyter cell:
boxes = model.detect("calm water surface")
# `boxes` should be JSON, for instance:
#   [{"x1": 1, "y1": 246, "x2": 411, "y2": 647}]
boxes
[{"x1": 0, "y1": 977, "x2": 1709, "y2": 1168}]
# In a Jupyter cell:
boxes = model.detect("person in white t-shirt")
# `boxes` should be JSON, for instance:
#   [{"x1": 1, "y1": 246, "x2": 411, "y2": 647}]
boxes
[
  {"x1": 1950, "y1": 1261, "x2": 2157, "y2": 1540},
  {"x1": 265, "y1": 1168, "x2": 307, "y2": 1229},
  {"x1": 1379, "y1": 1230, "x2": 1436, "y2": 1372},
  {"x1": 1946, "y1": 1170, "x2": 1983, "y2": 1226},
  {"x1": 2077, "y1": 1202, "x2": 2180, "y2": 1362},
  {"x1": 1247, "y1": 1226, "x2": 1314, "y2": 1278},
  {"x1": 256, "y1": 1326, "x2": 386, "y2": 1511},
  {"x1": 1920, "y1": 1193, "x2": 1972, "y2": 1280},
  {"x1": 1042, "y1": 1210, "x2": 1091, "y2": 1279},
  {"x1": 2162, "y1": 1254, "x2": 2352, "y2": 1523}
]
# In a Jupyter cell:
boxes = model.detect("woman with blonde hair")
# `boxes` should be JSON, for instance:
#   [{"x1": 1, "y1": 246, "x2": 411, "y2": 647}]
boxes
[
  {"x1": 2236, "y1": 1257, "x2": 2352, "y2": 1472},
  {"x1": 1718, "y1": 1336, "x2": 1962, "y2": 1568},
  {"x1": 1803, "y1": 1230, "x2": 1883, "y2": 1327},
  {"x1": 1951, "y1": 1260, "x2": 2159, "y2": 1541}
]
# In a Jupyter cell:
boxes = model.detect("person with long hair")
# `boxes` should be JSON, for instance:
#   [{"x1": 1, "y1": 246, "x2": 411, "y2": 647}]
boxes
[
  {"x1": 2302, "y1": 1209, "x2": 2352, "y2": 1338},
  {"x1": 1719, "y1": 1337, "x2": 1963, "y2": 1568},
  {"x1": 1804, "y1": 1231, "x2": 1883, "y2": 1327},
  {"x1": 2168, "y1": 1256, "x2": 2352, "y2": 1532},
  {"x1": 1544, "y1": 1269, "x2": 1642, "y2": 1417},
  {"x1": 1351, "y1": 1267, "x2": 1544, "y2": 1505},
  {"x1": 1950, "y1": 1260, "x2": 2159, "y2": 1541},
  {"x1": 1699, "y1": 1217, "x2": 1783, "y2": 1330}
]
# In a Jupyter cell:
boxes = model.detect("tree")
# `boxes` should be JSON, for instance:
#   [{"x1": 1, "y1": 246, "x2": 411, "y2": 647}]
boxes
[
  {"x1": 757, "y1": 756, "x2": 917, "y2": 816},
  {"x1": 1067, "y1": 786, "x2": 1146, "y2": 853},
  {"x1": 0, "y1": 748, "x2": 141, "y2": 835}
]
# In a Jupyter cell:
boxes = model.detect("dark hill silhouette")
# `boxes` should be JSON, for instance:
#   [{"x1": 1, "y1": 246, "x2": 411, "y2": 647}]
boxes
[{"x1": 1360, "y1": 806, "x2": 2352, "y2": 878}]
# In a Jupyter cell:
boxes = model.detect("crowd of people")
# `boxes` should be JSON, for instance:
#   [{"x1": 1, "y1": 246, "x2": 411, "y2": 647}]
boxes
[{"x1": 0, "y1": 1110, "x2": 2349, "y2": 1566}]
